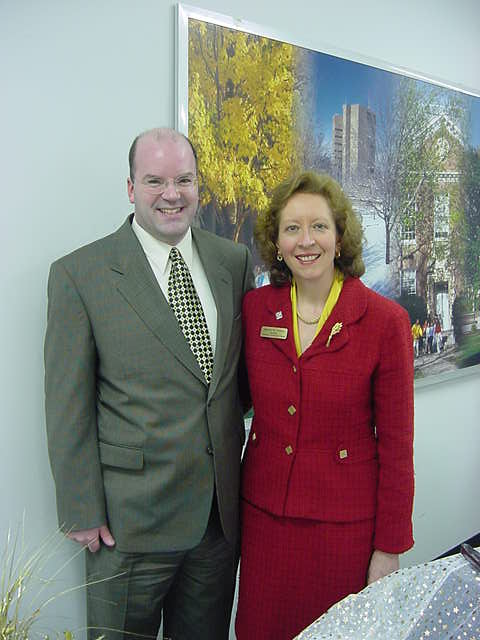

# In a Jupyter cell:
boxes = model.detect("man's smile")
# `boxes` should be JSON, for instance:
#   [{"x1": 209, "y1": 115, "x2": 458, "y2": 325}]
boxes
[{"x1": 157, "y1": 206, "x2": 184, "y2": 215}]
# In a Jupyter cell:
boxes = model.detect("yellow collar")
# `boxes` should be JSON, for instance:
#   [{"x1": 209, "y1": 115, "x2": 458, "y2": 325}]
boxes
[{"x1": 291, "y1": 270, "x2": 344, "y2": 357}]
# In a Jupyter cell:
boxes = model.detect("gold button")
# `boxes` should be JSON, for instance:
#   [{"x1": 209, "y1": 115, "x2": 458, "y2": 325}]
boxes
[
  {"x1": 252, "y1": 432, "x2": 257, "y2": 441},
  {"x1": 292, "y1": 365, "x2": 297, "y2": 373},
  {"x1": 285, "y1": 445, "x2": 293, "y2": 455},
  {"x1": 287, "y1": 405, "x2": 296, "y2": 415},
  {"x1": 339, "y1": 449, "x2": 348, "y2": 459}
]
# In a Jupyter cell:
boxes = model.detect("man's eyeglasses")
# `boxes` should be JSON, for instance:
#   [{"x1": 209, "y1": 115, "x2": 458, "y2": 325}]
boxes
[{"x1": 141, "y1": 174, "x2": 198, "y2": 194}]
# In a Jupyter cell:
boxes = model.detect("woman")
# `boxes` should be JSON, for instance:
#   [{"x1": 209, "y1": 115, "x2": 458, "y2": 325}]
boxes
[
  {"x1": 434, "y1": 317, "x2": 443, "y2": 352},
  {"x1": 412, "y1": 319, "x2": 423, "y2": 357},
  {"x1": 235, "y1": 172, "x2": 414, "y2": 640}
]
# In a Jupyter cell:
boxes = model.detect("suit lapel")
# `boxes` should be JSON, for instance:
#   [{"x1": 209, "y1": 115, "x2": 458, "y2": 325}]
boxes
[
  {"x1": 110, "y1": 218, "x2": 206, "y2": 384},
  {"x1": 192, "y1": 229, "x2": 233, "y2": 398},
  {"x1": 301, "y1": 276, "x2": 368, "y2": 361},
  {"x1": 259, "y1": 277, "x2": 368, "y2": 365},
  {"x1": 264, "y1": 286, "x2": 298, "y2": 364}
]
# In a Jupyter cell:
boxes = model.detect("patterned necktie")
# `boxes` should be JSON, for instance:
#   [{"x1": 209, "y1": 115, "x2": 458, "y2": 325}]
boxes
[{"x1": 168, "y1": 247, "x2": 214, "y2": 384}]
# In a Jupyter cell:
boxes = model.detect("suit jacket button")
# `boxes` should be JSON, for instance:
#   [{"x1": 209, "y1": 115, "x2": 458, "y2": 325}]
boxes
[
  {"x1": 285, "y1": 445, "x2": 293, "y2": 455},
  {"x1": 287, "y1": 405, "x2": 296, "y2": 415},
  {"x1": 251, "y1": 432, "x2": 257, "y2": 441},
  {"x1": 206, "y1": 446, "x2": 214, "y2": 455},
  {"x1": 339, "y1": 448, "x2": 348, "y2": 459}
]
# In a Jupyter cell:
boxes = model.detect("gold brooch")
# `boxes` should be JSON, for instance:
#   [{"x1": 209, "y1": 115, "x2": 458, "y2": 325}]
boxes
[{"x1": 326, "y1": 322, "x2": 343, "y2": 347}]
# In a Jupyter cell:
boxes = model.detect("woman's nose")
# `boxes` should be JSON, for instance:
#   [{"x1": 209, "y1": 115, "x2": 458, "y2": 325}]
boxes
[{"x1": 299, "y1": 229, "x2": 314, "y2": 246}]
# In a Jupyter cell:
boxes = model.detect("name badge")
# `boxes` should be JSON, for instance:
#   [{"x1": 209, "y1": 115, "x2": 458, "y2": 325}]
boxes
[{"x1": 260, "y1": 326, "x2": 288, "y2": 340}]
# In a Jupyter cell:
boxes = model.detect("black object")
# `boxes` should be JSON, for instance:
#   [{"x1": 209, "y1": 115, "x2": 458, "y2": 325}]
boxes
[{"x1": 460, "y1": 543, "x2": 480, "y2": 572}]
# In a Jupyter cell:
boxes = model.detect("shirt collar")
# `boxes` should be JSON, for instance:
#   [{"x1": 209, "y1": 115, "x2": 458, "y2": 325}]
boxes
[{"x1": 132, "y1": 217, "x2": 193, "y2": 274}]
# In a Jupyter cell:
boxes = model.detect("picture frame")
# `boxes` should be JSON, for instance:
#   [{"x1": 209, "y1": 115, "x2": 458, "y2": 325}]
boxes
[{"x1": 176, "y1": 3, "x2": 480, "y2": 385}]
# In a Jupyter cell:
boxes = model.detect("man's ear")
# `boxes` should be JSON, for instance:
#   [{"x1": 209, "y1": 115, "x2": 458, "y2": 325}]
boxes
[{"x1": 127, "y1": 177, "x2": 135, "y2": 204}]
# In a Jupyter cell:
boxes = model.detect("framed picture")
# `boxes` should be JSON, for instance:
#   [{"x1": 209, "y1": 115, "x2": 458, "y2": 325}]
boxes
[{"x1": 176, "y1": 3, "x2": 480, "y2": 383}]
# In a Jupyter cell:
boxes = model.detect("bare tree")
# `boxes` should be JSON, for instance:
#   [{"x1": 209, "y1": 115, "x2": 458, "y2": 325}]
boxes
[
  {"x1": 367, "y1": 78, "x2": 441, "y2": 264},
  {"x1": 293, "y1": 50, "x2": 332, "y2": 175}
]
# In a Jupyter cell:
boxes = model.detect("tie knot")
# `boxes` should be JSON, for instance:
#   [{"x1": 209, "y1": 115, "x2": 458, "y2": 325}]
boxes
[{"x1": 169, "y1": 247, "x2": 182, "y2": 264}]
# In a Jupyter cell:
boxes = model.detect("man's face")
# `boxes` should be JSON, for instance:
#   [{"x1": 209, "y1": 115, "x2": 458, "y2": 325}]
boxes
[{"x1": 127, "y1": 135, "x2": 198, "y2": 245}]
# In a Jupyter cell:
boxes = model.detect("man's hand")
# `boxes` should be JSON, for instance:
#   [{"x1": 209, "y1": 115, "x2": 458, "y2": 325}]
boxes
[
  {"x1": 367, "y1": 549, "x2": 399, "y2": 585},
  {"x1": 67, "y1": 525, "x2": 115, "y2": 553}
]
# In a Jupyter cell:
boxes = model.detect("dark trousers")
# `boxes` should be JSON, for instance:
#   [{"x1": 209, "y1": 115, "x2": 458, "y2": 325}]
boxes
[{"x1": 85, "y1": 496, "x2": 238, "y2": 640}]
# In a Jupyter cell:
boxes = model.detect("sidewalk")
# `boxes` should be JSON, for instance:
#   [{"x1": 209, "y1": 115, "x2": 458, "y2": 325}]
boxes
[{"x1": 414, "y1": 344, "x2": 458, "y2": 377}]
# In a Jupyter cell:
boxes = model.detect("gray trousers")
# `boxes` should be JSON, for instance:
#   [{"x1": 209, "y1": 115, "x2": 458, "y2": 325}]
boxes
[{"x1": 85, "y1": 497, "x2": 238, "y2": 640}]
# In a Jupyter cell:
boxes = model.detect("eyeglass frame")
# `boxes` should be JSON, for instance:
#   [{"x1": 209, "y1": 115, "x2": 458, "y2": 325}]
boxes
[{"x1": 138, "y1": 173, "x2": 198, "y2": 195}]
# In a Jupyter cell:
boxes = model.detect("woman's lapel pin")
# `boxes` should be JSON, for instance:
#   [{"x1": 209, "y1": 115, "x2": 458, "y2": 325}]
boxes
[{"x1": 326, "y1": 322, "x2": 343, "y2": 347}]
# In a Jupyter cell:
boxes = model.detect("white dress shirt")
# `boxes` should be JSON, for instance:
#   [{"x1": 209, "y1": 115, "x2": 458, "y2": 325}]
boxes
[{"x1": 132, "y1": 217, "x2": 217, "y2": 354}]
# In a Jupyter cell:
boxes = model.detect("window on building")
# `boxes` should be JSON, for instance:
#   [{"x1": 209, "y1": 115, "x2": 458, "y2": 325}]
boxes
[
  {"x1": 402, "y1": 218, "x2": 416, "y2": 242},
  {"x1": 402, "y1": 196, "x2": 417, "y2": 242},
  {"x1": 434, "y1": 193, "x2": 449, "y2": 240},
  {"x1": 401, "y1": 270, "x2": 416, "y2": 295}
]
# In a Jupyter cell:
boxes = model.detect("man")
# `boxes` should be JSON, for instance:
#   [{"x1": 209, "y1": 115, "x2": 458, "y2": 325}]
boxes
[{"x1": 45, "y1": 128, "x2": 253, "y2": 639}]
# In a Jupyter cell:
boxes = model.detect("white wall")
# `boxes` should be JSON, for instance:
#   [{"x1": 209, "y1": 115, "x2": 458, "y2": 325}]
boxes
[
  {"x1": 2, "y1": 0, "x2": 479, "y2": 632},
  {"x1": 403, "y1": 367, "x2": 480, "y2": 566}
]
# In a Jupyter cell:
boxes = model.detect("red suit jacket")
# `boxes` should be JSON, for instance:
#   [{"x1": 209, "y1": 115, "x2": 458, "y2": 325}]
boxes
[{"x1": 241, "y1": 276, "x2": 414, "y2": 553}]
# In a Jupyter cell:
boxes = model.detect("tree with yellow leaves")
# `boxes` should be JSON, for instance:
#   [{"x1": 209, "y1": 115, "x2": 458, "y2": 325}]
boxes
[{"x1": 188, "y1": 19, "x2": 300, "y2": 244}]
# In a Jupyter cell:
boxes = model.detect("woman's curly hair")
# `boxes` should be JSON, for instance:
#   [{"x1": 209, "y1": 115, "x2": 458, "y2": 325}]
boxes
[{"x1": 255, "y1": 171, "x2": 365, "y2": 286}]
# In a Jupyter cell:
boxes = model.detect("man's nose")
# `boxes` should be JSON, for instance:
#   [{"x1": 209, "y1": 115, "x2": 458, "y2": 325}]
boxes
[{"x1": 161, "y1": 180, "x2": 180, "y2": 199}]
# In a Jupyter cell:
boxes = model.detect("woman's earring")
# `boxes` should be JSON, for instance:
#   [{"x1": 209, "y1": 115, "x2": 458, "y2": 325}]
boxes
[
  {"x1": 335, "y1": 247, "x2": 341, "y2": 258},
  {"x1": 277, "y1": 252, "x2": 283, "y2": 262}
]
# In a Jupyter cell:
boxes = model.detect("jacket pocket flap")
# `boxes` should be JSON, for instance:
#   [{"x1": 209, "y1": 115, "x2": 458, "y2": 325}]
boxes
[
  {"x1": 98, "y1": 441, "x2": 144, "y2": 470},
  {"x1": 335, "y1": 436, "x2": 377, "y2": 464}
]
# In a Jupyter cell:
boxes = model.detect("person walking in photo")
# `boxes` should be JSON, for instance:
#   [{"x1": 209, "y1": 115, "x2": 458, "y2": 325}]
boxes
[{"x1": 412, "y1": 319, "x2": 423, "y2": 357}]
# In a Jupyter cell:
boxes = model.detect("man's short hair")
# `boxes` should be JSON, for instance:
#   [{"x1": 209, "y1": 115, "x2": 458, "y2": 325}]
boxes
[{"x1": 128, "y1": 128, "x2": 198, "y2": 181}]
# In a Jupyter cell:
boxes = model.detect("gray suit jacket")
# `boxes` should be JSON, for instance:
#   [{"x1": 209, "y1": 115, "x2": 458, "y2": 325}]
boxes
[{"x1": 45, "y1": 216, "x2": 253, "y2": 552}]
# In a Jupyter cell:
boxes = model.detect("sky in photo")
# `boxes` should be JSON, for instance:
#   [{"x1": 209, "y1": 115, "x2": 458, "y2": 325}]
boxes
[{"x1": 306, "y1": 49, "x2": 480, "y2": 150}]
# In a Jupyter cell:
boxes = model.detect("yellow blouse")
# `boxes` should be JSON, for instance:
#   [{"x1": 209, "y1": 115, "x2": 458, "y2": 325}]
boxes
[{"x1": 291, "y1": 270, "x2": 344, "y2": 357}]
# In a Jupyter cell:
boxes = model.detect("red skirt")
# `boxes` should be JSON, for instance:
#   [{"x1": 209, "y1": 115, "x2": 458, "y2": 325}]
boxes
[{"x1": 235, "y1": 499, "x2": 374, "y2": 640}]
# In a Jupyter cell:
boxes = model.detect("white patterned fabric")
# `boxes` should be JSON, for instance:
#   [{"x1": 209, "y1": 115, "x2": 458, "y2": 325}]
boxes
[
  {"x1": 295, "y1": 550, "x2": 480, "y2": 639},
  {"x1": 168, "y1": 247, "x2": 214, "y2": 383}
]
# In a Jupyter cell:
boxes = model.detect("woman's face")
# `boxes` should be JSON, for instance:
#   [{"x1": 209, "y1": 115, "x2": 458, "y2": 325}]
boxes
[{"x1": 276, "y1": 192, "x2": 339, "y2": 287}]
